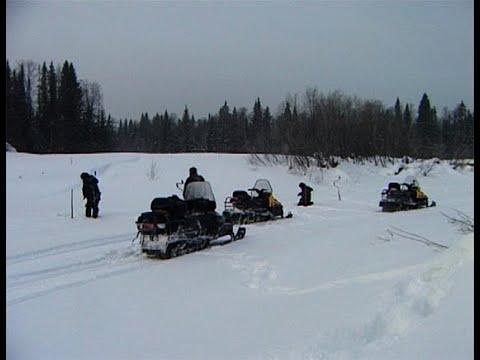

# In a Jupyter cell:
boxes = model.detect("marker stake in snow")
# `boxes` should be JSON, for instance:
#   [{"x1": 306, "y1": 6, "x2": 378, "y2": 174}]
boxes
[{"x1": 333, "y1": 176, "x2": 341, "y2": 201}]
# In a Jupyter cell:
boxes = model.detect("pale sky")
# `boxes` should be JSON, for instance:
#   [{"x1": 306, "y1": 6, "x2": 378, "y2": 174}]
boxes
[{"x1": 6, "y1": 0, "x2": 474, "y2": 120}]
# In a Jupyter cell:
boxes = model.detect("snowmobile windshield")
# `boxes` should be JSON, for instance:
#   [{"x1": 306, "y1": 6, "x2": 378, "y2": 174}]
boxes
[
  {"x1": 184, "y1": 181, "x2": 216, "y2": 202},
  {"x1": 251, "y1": 179, "x2": 273, "y2": 196},
  {"x1": 404, "y1": 175, "x2": 420, "y2": 187}
]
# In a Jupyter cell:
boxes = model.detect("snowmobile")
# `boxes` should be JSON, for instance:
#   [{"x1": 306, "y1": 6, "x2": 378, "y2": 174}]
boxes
[
  {"x1": 135, "y1": 181, "x2": 246, "y2": 259},
  {"x1": 379, "y1": 175, "x2": 436, "y2": 212},
  {"x1": 223, "y1": 179, "x2": 292, "y2": 224}
]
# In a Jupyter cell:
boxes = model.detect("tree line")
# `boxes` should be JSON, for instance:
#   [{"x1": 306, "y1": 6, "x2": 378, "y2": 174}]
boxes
[{"x1": 6, "y1": 60, "x2": 474, "y2": 160}]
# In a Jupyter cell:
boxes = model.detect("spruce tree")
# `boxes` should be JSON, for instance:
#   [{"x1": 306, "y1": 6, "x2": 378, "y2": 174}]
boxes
[
  {"x1": 452, "y1": 101, "x2": 474, "y2": 158},
  {"x1": 36, "y1": 62, "x2": 50, "y2": 152},
  {"x1": 218, "y1": 101, "x2": 231, "y2": 152},
  {"x1": 393, "y1": 98, "x2": 403, "y2": 156},
  {"x1": 230, "y1": 107, "x2": 247, "y2": 153},
  {"x1": 162, "y1": 110, "x2": 174, "y2": 152},
  {"x1": 403, "y1": 104, "x2": 412, "y2": 156},
  {"x1": 10, "y1": 65, "x2": 29, "y2": 151},
  {"x1": 180, "y1": 106, "x2": 194, "y2": 152},
  {"x1": 47, "y1": 62, "x2": 58, "y2": 152},
  {"x1": 251, "y1": 98, "x2": 264, "y2": 152},
  {"x1": 57, "y1": 61, "x2": 83, "y2": 152},
  {"x1": 416, "y1": 93, "x2": 433, "y2": 157},
  {"x1": 6, "y1": 61, "x2": 16, "y2": 148},
  {"x1": 263, "y1": 106, "x2": 273, "y2": 153}
]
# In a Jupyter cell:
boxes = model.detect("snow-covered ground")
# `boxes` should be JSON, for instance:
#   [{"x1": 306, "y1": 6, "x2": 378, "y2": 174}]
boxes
[{"x1": 6, "y1": 152, "x2": 474, "y2": 360}]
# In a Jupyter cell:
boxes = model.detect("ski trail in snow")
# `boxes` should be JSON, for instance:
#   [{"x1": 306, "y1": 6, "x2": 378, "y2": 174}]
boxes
[
  {"x1": 266, "y1": 264, "x2": 422, "y2": 296},
  {"x1": 6, "y1": 236, "x2": 146, "y2": 307},
  {"x1": 7, "y1": 261, "x2": 146, "y2": 307},
  {"x1": 6, "y1": 233, "x2": 130, "y2": 264},
  {"x1": 7, "y1": 245, "x2": 140, "y2": 288}
]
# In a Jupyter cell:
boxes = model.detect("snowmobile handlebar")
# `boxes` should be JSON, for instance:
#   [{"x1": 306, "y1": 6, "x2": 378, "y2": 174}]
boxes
[
  {"x1": 176, "y1": 180, "x2": 184, "y2": 193},
  {"x1": 175, "y1": 180, "x2": 184, "y2": 194},
  {"x1": 248, "y1": 188, "x2": 264, "y2": 194}
]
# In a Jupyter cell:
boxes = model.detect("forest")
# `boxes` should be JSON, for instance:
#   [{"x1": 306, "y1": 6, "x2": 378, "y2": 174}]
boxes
[{"x1": 6, "y1": 60, "x2": 474, "y2": 162}]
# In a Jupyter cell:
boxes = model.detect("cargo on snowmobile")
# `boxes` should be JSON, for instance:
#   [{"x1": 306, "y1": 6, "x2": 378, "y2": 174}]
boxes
[
  {"x1": 135, "y1": 181, "x2": 246, "y2": 259},
  {"x1": 223, "y1": 179, "x2": 292, "y2": 224},
  {"x1": 379, "y1": 175, "x2": 436, "y2": 212}
]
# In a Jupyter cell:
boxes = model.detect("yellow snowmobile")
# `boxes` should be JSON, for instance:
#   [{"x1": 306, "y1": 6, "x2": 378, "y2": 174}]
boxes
[{"x1": 379, "y1": 175, "x2": 435, "y2": 212}]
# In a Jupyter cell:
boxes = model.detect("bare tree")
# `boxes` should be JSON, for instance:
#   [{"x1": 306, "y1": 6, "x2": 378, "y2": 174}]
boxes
[
  {"x1": 441, "y1": 210, "x2": 474, "y2": 235},
  {"x1": 81, "y1": 80, "x2": 103, "y2": 114}
]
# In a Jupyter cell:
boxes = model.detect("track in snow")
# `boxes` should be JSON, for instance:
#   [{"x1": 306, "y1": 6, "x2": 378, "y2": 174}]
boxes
[{"x1": 6, "y1": 234, "x2": 145, "y2": 306}]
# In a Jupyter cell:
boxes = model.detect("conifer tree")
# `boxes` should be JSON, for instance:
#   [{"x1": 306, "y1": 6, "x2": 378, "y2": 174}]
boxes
[
  {"x1": 277, "y1": 101, "x2": 292, "y2": 154},
  {"x1": 393, "y1": 97, "x2": 403, "y2": 156},
  {"x1": 206, "y1": 114, "x2": 218, "y2": 152},
  {"x1": 441, "y1": 109, "x2": 455, "y2": 158},
  {"x1": 180, "y1": 106, "x2": 194, "y2": 152},
  {"x1": 10, "y1": 64, "x2": 30, "y2": 151},
  {"x1": 263, "y1": 106, "x2": 273, "y2": 153},
  {"x1": 416, "y1": 93, "x2": 431, "y2": 157},
  {"x1": 162, "y1": 110, "x2": 175, "y2": 152},
  {"x1": 403, "y1": 104, "x2": 412, "y2": 156},
  {"x1": 251, "y1": 98, "x2": 264, "y2": 152},
  {"x1": 6, "y1": 61, "x2": 17, "y2": 148},
  {"x1": 230, "y1": 107, "x2": 247, "y2": 153},
  {"x1": 47, "y1": 62, "x2": 58, "y2": 152},
  {"x1": 452, "y1": 101, "x2": 474, "y2": 158},
  {"x1": 57, "y1": 61, "x2": 83, "y2": 152},
  {"x1": 150, "y1": 113, "x2": 162, "y2": 152},
  {"x1": 217, "y1": 101, "x2": 231, "y2": 152},
  {"x1": 416, "y1": 93, "x2": 440, "y2": 158},
  {"x1": 36, "y1": 62, "x2": 50, "y2": 152}
]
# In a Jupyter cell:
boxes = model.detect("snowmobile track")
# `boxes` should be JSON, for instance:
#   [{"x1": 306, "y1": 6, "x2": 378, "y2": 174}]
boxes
[
  {"x1": 6, "y1": 234, "x2": 144, "y2": 307},
  {"x1": 6, "y1": 233, "x2": 129, "y2": 265}
]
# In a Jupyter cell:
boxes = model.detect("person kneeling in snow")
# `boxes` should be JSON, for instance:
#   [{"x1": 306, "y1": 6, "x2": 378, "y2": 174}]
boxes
[
  {"x1": 81, "y1": 172, "x2": 101, "y2": 218},
  {"x1": 297, "y1": 182, "x2": 313, "y2": 206}
]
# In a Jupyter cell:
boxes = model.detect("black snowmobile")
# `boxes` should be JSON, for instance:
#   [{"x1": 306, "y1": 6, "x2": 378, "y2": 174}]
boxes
[
  {"x1": 379, "y1": 175, "x2": 436, "y2": 212},
  {"x1": 223, "y1": 179, "x2": 292, "y2": 224},
  {"x1": 135, "y1": 181, "x2": 246, "y2": 259}
]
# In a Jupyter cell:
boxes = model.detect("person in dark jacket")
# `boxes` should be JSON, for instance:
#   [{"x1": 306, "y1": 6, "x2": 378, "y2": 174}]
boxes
[
  {"x1": 297, "y1": 182, "x2": 313, "y2": 206},
  {"x1": 183, "y1": 167, "x2": 205, "y2": 196},
  {"x1": 81, "y1": 172, "x2": 101, "y2": 218}
]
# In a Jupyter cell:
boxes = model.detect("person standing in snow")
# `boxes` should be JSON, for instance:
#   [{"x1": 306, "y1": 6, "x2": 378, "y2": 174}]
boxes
[
  {"x1": 297, "y1": 182, "x2": 313, "y2": 206},
  {"x1": 81, "y1": 172, "x2": 101, "y2": 218}
]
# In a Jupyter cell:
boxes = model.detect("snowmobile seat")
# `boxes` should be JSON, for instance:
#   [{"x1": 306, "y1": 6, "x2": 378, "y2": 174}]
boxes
[
  {"x1": 250, "y1": 194, "x2": 270, "y2": 209},
  {"x1": 150, "y1": 196, "x2": 187, "y2": 222},
  {"x1": 186, "y1": 198, "x2": 216, "y2": 213},
  {"x1": 407, "y1": 183, "x2": 420, "y2": 192},
  {"x1": 228, "y1": 191, "x2": 251, "y2": 209},
  {"x1": 388, "y1": 182, "x2": 401, "y2": 191},
  {"x1": 190, "y1": 212, "x2": 225, "y2": 236},
  {"x1": 232, "y1": 190, "x2": 251, "y2": 201}
]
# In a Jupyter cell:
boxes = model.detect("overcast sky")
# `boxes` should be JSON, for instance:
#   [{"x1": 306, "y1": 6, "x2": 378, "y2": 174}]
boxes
[{"x1": 6, "y1": 0, "x2": 473, "y2": 121}]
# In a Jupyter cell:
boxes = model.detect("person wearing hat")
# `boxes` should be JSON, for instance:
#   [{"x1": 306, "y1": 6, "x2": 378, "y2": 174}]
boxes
[
  {"x1": 80, "y1": 172, "x2": 101, "y2": 218},
  {"x1": 297, "y1": 182, "x2": 313, "y2": 206},
  {"x1": 183, "y1": 167, "x2": 205, "y2": 197}
]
